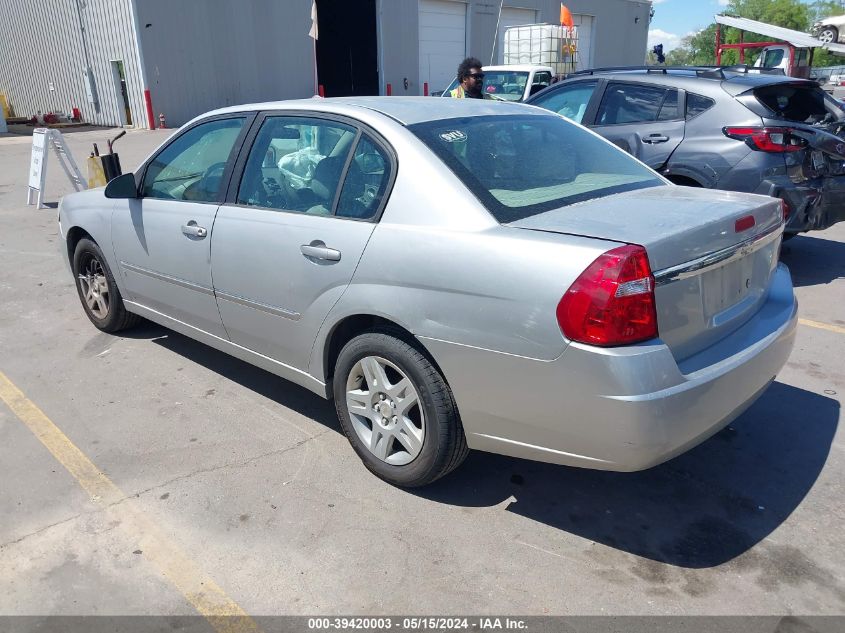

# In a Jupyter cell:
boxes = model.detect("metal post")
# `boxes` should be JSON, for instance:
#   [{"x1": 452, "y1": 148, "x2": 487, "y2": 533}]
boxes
[{"x1": 716, "y1": 24, "x2": 722, "y2": 65}]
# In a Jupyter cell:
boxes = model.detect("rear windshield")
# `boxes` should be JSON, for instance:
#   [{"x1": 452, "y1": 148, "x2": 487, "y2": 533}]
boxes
[
  {"x1": 753, "y1": 83, "x2": 841, "y2": 123},
  {"x1": 409, "y1": 114, "x2": 663, "y2": 223}
]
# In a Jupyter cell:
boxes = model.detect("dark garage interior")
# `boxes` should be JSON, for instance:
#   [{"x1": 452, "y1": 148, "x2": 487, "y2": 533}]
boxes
[{"x1": 315, "y1": 0, "x2": 379, "y2": 97}]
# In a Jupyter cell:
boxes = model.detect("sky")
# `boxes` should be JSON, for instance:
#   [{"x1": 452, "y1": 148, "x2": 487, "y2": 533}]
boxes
[{"x1": 647, "y1": 0, "x2": 822, "y2": 53}]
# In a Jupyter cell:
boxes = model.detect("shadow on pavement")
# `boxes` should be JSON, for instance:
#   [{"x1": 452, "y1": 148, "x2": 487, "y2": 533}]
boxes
[
  {"x1": 119, "y1": 325, "x2": 839, "y2": 569},
  {"x1": 415, "y1": 382, "x2": 839, "y2": 569},
  {"x1": 121, "y1": 323, "x2": 340, "y2": 432},
  {"x1": 781, "y1": 234, "x2": 845, "y2": 288}
]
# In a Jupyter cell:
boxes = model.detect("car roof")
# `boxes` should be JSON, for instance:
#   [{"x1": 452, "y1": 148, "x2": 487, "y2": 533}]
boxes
[
  {"x1": 197, "y1": 96, "x2": 549, "y2": 126},
  {"x1": 483, "y1": 65, "x2": 553, "y2": 72},
  {"x1": 551, "y1": 68, "x2": 817, "y2": 97}
]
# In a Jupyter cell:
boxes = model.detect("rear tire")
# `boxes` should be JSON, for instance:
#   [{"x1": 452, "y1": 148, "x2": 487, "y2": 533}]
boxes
[
  {"x1": 333, "y1": 331, "x2": 469, "y2": 487},
  {"x1": 72, "y1": 238, "x2": 141, "y2": 333}
]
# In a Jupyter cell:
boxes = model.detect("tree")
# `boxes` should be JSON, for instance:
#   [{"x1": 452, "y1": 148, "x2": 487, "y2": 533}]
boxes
[{"x1": 652, "y1": 0, "x2": 845, "y2": 67}]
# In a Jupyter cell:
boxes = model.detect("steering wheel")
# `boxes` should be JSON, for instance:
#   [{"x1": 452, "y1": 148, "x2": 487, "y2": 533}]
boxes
[{"x1": 200, "y1": 161, "x2": 227, "y2": 186}]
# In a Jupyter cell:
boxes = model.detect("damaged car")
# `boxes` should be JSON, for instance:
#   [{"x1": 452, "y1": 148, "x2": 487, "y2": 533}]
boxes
[{"x1": 527, "y1": 67, "x2": 845, "y2": 236}]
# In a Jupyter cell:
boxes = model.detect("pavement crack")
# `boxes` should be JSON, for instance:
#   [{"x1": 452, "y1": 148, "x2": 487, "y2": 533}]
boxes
[
  {"x1": 0, "y1": 511, "x2": 86, "y2": 550},
  {"x1": 114, "y1": 431, "x2": 331, "y2": 505},
  {"x1": 0, "y1": 432, "x2": 329, "y2": 551}
]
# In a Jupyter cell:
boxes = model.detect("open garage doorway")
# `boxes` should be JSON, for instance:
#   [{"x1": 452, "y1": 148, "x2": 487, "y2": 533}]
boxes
[{"x1": 315, "y1": 0, "x2": 379, "y2": 97}]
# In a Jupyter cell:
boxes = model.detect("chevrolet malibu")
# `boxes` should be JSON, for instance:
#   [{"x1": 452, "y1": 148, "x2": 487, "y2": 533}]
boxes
[{"x1": 59, "y1": 98, "x2": 798, "y2": 487}]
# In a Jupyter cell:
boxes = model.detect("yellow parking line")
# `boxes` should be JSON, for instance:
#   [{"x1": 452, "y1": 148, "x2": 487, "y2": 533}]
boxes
[
  {"x1": 799, "y1": 318, "x2": 845, "y2": 336},
  {"x1": 0, "y1": 371, "x2": 262, "y2": 633}
]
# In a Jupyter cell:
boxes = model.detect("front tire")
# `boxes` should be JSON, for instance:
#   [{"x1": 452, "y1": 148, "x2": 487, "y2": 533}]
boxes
[
  {"x1": 72, "y1": 238, "x2": 140, "y2": 333},
  {"x1": 819, "y1": 26, "x2": 838, "y2": 44},
  {"x1": 333, "y1": 331, "x2": 469, "y2": 487}
]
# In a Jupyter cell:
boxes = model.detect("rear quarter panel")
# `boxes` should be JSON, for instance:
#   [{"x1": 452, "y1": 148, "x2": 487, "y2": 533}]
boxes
[
  {"x1": 308, "y1": 133, "x2": 614, "y2": 379},
  {"x1": 666, "y1": 93, "x2": 760, "y2": 187}
]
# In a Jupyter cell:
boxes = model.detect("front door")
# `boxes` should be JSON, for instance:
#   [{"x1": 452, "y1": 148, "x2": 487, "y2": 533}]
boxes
[
  {"x1": 211, "y1": 114, "x2": 394, "y2": 370},
  {"x1": 590, "y1": 82, "x2": 685, "y2": 169},
  {"x1": 111, "y1": 116, "x2": 248, "y2": 337}
]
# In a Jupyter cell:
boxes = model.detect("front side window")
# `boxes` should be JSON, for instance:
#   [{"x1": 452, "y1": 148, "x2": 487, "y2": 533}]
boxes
[
  {"x1": 596, "y1": 83, "x2": 668, "y2": 125},
  {"x1": 410, "y1": 114, "x2": 663, "y2": 223},
  {"x1": 142, "y1": 117, "x2": 245, "y2": 202},
  {"x1": 237, "y1": 116, "x2": 356, "y2": 214},
  {"x1": 530, "y1": 81, "x2": 597, "y2": 124}
]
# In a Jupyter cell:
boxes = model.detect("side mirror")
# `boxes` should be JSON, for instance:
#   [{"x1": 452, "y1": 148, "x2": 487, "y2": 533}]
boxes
[{"x1": 104, "y1": 172, "x2": 138, "y2": 199}]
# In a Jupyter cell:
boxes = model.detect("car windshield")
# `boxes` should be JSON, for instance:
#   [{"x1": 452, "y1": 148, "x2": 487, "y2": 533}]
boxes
[
  {"x1": 481, "y1": 71, "x2": 529, "y2": 101},
  {"x1": 409, "y1": 114, "x2": 663, "y2": 223},
  {"x1": 440, "y1": 71, "x2": 530, "y2": 100}
]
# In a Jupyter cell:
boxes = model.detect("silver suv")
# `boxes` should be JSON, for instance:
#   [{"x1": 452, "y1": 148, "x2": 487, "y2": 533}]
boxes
[{"x1": 527, "y1": 66, "x2": 845, "y2": 235}]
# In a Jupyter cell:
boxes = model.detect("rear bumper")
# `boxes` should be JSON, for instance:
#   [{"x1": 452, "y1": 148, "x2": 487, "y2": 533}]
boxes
[
  {"x1": 755, "y1": 175, "x2": 845, "y2": 234},
  {"x1": 421, "y1": 264, "x2": 797, "y2": 471}
]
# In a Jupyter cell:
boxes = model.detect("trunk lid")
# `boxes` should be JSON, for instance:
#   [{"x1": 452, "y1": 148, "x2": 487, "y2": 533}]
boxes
[{"x1": 509, "y1": 186, "x2": 783, "y2": 361}]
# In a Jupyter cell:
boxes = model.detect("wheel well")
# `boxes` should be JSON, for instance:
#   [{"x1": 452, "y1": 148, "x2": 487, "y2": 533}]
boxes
[
  {"x1": 323, "y1": 315, "x2": 444, "y2": 388},
  {"x1": 666, "y1": 174, "x2": 703, "y2": 187},
  {"x1": 66, "y1": 227, "x2": 94, "y2": 264}
]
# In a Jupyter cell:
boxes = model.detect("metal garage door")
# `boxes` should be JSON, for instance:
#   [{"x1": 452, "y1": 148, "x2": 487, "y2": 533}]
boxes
[
  {"x1": 573, "y1": 14, "x2": 594, "y2": 71},
  {"x1": 419, "y1": 0, "x2": 467, "y2": 94},
  {"x1": 495, "y1": 6, "x2": 537, "y2": 64}
]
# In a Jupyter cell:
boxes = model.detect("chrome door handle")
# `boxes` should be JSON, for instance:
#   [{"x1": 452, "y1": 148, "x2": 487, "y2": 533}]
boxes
[
  {"x1": 300, "y1": 244, "x2": 341, "y2": 261},
  {"x1": 181, "y1": 223, "x2": 208, "y2": 238},
  {"x1": 643, "y1": 134, "x2": 670, "y2": 144}
]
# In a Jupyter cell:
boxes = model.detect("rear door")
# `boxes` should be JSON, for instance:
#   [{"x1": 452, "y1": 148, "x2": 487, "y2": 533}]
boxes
[
  {"x1": 590, "y1": 81, "x2": 685, "y2": 169},
  {"x1": 210, "y1": 113, "x2": 395, "y2": 370}
]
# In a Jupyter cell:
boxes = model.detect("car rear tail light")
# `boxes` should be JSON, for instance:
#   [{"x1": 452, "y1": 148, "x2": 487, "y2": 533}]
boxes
[
  {"x1": 556, "y1": 245, "x2": 658, "y2": 347},
  {"x1": 780, "y1": 199, "x2": 791, "y2": 222},
  {"x1": 722, "y1": 126, "x2": 805, "y2": 152}
]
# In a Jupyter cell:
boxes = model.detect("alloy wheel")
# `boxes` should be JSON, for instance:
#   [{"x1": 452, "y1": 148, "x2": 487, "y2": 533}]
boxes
[
  {"x1": 345, "y1": 355, "x2": 425, "y2": 465},
  {"x1": 78, "y1": 255, "x2": 110, "y2": 319}
]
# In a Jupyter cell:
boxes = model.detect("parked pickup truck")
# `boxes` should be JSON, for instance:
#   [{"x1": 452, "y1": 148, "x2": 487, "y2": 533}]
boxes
[{"x1": 438, "y1": 65, "x2": 554, "y2": 101}]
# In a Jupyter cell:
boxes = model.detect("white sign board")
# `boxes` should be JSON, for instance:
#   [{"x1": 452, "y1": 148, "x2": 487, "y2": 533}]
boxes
[
  {"x1": 29, "y1": 128, "x2": 48, "y2": 190},
  {"x1": 27, "y1": 128, "x2": 86, "y2": 209}
]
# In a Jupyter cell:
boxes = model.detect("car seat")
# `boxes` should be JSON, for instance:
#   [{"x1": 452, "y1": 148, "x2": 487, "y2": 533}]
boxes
[
  {"x1": 306, "y1": 156, "x2": 345, "y2": 215},
  {"x1": 336, "y1": 160, "x2": 372, "y2": 219}
]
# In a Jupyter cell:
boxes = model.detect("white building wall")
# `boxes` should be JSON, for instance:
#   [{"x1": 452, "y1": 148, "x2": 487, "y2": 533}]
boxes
[
  {"x1": 134, "y1": 0, "x2": 315, "y2": 127},
  {"x1": 0, "y1": 0, "x2": 148, "y2": 128}
]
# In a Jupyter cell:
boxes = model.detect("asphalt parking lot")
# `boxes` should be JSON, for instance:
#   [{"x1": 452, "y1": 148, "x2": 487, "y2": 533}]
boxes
[{"x1": 0, "y1": 127, "x2": 843, "y2": 621}]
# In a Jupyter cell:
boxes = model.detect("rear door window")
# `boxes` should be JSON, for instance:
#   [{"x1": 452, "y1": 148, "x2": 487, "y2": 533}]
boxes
[{"x1": 657, "y1": 89, "x2": 681, "y2": 121}]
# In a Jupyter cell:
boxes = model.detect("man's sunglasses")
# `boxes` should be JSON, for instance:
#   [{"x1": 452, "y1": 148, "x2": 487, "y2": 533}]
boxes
[{"x1": 469, "y1": 73, "x2": 485, "y2": 80}]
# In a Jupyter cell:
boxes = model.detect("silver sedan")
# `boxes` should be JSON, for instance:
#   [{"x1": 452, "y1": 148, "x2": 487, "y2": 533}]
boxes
[{"x1": 58, "y1": 97, "x2": 798, "y2": 487}]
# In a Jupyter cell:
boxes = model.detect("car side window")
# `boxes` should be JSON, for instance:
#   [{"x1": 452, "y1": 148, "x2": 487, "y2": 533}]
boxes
[
  {"x1": 530, "y1": 81, "x2": 597, "y2": 124},
  {"x1": 686, "y1": 93, "x2": 716, "y2": 119},
  {"x1": 657, "y1": 89, "x2": 680, "y2": 121},
  {"x1": 236, "y1": 116, "x2": 356, "y2": 215},
  {"x1": 141, "y1": 117, "x2": 245, "y2": 202},
  {"x1": 336, "y1": 135, "x2": 392, "y2": 220},
  {"x1": 597, "y1": 83, "x2": 667, "y2": 125}
]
